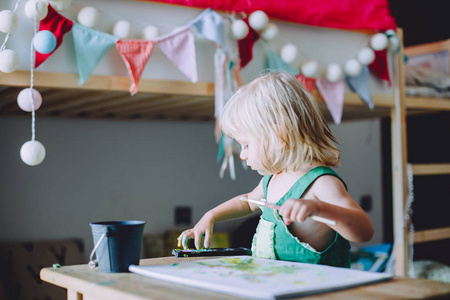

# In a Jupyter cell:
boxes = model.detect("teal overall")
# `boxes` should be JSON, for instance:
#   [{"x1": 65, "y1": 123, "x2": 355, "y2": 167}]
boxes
[{"x1": 251, "y1": 166, "x2": 351, "y2": 267}]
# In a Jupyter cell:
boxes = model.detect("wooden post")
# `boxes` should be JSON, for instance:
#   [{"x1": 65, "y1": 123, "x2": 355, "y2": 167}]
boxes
[{"x1": 391, "y1": 28, "x2": 410, "y2": 277}]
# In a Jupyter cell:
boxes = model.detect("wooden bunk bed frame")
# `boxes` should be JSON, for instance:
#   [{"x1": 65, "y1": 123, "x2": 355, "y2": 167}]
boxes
[
  {"x1": 398, "y1": 38, "x2": 450, "y2": 276},
  {"x1": 1, "y1": 26, "x2": 449, "y2": 276}
]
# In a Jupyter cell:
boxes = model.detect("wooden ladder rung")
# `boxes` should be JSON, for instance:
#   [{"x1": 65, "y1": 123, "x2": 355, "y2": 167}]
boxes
[
  {"x1": 411, "y1": 163, "x2": 450, "y2": 176},
  {"x1": 414, "y1": 227, "x2": 450, "y2": 244}
]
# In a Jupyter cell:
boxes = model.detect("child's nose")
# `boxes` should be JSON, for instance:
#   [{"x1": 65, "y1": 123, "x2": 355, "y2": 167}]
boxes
[{"x1": 240, "y1": 150, "x2": 247, "y2": 160}]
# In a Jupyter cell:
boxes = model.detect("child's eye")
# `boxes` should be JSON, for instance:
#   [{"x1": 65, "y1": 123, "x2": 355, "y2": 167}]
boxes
[{"x1": 242, "y1": 145, "x2": 248, "y2": 150}]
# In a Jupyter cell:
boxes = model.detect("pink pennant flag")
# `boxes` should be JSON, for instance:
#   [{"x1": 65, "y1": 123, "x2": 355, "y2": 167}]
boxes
[
  {"x1": 316, "y1": 79, "x2": 345, "y2": 125},
  {"x1": 156, "y1": 26, "x2": 198, "y2": 83},
  {"x1": 116, "y1": 40, "x2": 155, "y2": 95},
  {"x1": 369, "y1": 50, "x2": 391, "y2": 86},
  {"x1": 35, "y1": 4, "x2": 73, "y2": 68}
]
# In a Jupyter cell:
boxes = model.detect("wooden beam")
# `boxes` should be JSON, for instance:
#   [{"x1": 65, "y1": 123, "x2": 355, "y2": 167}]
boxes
[
  {"x1": 414, "y1": 227, "x2": 450, "y2": 244},
  {"x1": 0, "y1": 70, "x2": 215, "y2": 96},
  {"x1": 411, "y1": 163, "x2": 450, "y2": 176}
]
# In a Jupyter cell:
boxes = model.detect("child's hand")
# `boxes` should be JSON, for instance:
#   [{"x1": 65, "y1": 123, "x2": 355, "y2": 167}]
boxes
[
  {"x1": 177, "y1": 215, "x2": 214, "y2": 250},
  {"x1": 278, "y1": 198, "x2": 320, "y2": 226}
]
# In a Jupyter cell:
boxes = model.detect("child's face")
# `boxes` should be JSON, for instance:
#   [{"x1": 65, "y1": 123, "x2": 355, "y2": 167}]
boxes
[{"x1": 233, "y1": 130, "x2": 267, "y2": 176}]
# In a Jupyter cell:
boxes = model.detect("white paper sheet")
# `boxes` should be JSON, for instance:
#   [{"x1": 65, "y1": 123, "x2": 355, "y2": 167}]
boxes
[{"x1": 129, "y1": 256, "x2": 392, "y2": 299}]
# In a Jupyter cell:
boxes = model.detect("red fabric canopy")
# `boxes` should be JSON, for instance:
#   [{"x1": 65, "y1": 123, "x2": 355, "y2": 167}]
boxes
[{"x1": 145, "y1": 0, "x2": 396, "y2": 31}]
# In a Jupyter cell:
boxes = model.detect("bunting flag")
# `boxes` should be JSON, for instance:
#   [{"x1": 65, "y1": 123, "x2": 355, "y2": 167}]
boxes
[
  {"x1": 266, "y1": 50, "x2": 299, "y2": 76},
  {"x1": 296, "y1": 74, "x2": 317, "y2": 94},
  {"x1": 116, "y1": 40, "x2": 156, "y2": 95},
  {"x1": 35, "y1": 4, "x2": 73, "y2": 68},
  {"x1": 316, "y1": 79, "x2": 345, "y2": 125},
  {"x1": 369, "y1": 50, "x2": 391, "y2": 85},
  {"x1": 238, "y1": 18, "x2": 260, "y2": 69},
  {"x1": 157, "y1": 26, "x2": 198, "y2": 83},
  {"x1": 72, "y1": 23, "x2": 119, "y2": 84},
  {"x1": 345, "y1": 66, "x2": 374, "y2": 109},
  {"x1": 192, "y1": 8, "x2": 227, "y2": 53}
]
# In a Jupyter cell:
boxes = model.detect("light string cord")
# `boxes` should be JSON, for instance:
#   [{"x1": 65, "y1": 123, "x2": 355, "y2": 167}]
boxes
[
  {"x1": 29, "y1": 0, "x2": 38, "y2": 141},
  {"x1": 0, "y1": 0, "x2": 22, "y2": 51}
]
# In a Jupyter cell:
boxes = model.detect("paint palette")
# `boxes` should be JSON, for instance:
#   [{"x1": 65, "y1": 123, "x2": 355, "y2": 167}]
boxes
[{"x1": 171, "y1": 247, "x2": 251, "y2": 257}]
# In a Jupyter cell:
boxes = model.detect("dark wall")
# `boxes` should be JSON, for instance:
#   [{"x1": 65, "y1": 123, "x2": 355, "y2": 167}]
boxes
[
  {"x1": 383, "y1": 1, "x2": 450, "y2": 266},
  {"x1": 388, "y1": 0, "x2": 450, "y2": 46}
]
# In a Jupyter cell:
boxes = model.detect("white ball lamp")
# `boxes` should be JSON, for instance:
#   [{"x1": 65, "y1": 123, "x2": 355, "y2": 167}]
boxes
[
  {"x1": 301, "y1": 60, "x2": 319, "y2": 78},
  {"x1": 280, "y1": 44, "x2": 297, "y2": 64},
  {"x1": 143, "y1": 25, "x2": 159, "y2": 40},
  {"x1": 33, "y1": 30, "x2": 57, "y2": 54},
  {"x1": 260, "y1": 23, "x2": 278, "y2": 41},
  {"x1": 370, "y1": 33, "x2": 389, "y2": 51},
  {"x1": 17, "y1": 88, "x2": 42, "y2": 112},
  {"x1": 113, "y1": 20, "x2": 132, "y2": 39},
  {"x1": 49, "y1": 0, "x2": 72, "y2": 11},
  {"x1": 357, "y1": 47, "x2": 376, "y2": 65},
  {"x1": 0, "y1": 10, "x2": 19, "y2": 33},
  {"x1": 325, "y1": 63, "x2": 343, "y2": 82},
  {"x1": 385, "y1": 30, "x2": 401, "y2": 52},
  {"x1": 248, "y1": 10, "x2": 269, "y2": 32},
  {"x1": 77, "y1": 6, "x2": 99, "y2": 28},
  {"x1": 344, "y1": 59, "x2": 363, "y2": 77},
  {"x1": 24, "y1": 0, "x2": 48, "y2": 21},
  {"x1": 231, "y1": 19, "x2": 249, "y2": 40},
  {"x1": 0, "y1": 49, "x2": 20, "y2": 73},
  {"x1": 20, "y1": 140, "x2": 46, "y2": 166}
]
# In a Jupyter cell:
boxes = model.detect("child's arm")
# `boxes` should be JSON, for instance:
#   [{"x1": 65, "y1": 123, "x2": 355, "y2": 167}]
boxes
[
  {"x1": 177, "y1": 180, "x2": 264, "y2": 250},
  {"x1": 278, "y1": 175, "x2": 374, "y2": 243}
]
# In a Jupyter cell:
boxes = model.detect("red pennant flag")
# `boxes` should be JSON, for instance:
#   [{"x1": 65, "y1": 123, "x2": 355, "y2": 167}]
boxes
[
  {"x1": 35, "y1": 4, "x2": 73, "y2": 68},
  {"x1": 296, "y1": 74, "x2": 316, "y2": 94},
  {"x1": 238, "y1": 18, "x2": 260, "y2": 69},
  {"x1": 116, "y1": 40, "x2": 156, "y2": 95},
  {"x1": 369, "y1": 50, "x2": 391, "y2": 85}
]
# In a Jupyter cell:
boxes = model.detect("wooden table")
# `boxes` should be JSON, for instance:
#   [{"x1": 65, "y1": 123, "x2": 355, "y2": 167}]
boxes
[{"x1": 40, "y1": 257, "x2": 450, "y2": 300}]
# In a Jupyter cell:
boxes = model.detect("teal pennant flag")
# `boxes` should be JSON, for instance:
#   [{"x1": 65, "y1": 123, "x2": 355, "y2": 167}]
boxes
[
  {"x1": 192, "y1": 8, "x2": 227, "y2": 53},
  {"x1": 345, "y1": 66, "x2": 374, "y2": 109},
  {"x1": 266, "y1": 50, "x2": 299, "y2": 76},
  {"x1": 72, "y1": 23, "x2": 119, "y2": 84}
]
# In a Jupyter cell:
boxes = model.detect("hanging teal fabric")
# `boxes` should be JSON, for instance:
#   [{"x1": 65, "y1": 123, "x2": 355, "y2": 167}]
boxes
[{"x1": 72, "y1": 23, "x2": 119, "y2": 84}]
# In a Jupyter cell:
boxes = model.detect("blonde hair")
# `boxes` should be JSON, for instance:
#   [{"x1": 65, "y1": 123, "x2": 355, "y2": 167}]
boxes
[{"x1": 220, "y1": 72, "x2": 339, "y2": 173}]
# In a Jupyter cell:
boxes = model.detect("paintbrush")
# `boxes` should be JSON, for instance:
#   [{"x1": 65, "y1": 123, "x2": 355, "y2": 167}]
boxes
[{"x1": 240, "y1": 197, "x2": 336, "y2": 226}]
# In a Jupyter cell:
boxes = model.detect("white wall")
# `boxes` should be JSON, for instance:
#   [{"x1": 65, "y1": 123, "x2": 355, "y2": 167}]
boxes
[
  {"x1": 0, "y1": 116, "x2": 383, "y2": 253},
  {"x1": 0, "y1": 0, "x2": 385, "y2": 256}
]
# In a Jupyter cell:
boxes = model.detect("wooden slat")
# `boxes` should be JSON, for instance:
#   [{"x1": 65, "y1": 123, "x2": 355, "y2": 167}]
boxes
[
  {"x1": 0, "y1": 70, "x2": 215, "y2": 96},
  {"x1": 404, "y1": 39, "x2": 450, "y2": 57},
  {"x1": 412, "y1": 163, "x2": 450, "y2": 176},
  {"x1": 405, "y1": 96, "x2": 450, "y2": 110},
  {"x1": 414, "y1": 227, "x2": 450, "y2": 244}
]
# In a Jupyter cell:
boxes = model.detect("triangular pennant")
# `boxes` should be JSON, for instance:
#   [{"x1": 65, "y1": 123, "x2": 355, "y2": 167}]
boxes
[
  {"x1": 192, "y1": 8, "x2": 227, "y2": 53},
  {"x1": 156, "y1": 26, "x2": 198, "y2": 83},
  {"x1": 238, "y1": 18, "x2": 260, "y2": 69},
  {"x1": 316, "y1": 79, "x2": 345, "y2": 125},
  {"x1": 116, "y1": 40, "x2": 155, "y2": 95},
  {"x1": 296, "y1": 74, "x2": 316, "y2": 94},
  {"x1": 267, "y1": 50, "x2": 299, "y2": 76},
  {"x1": 369, "y1": 50, "x2": 391, "y2": 85},
  {"x1": 72, "y1": 23, "x2": 119, "y2": 84},
  {"x1": 35, "y1": 4, "x2": 73, "y2": 68},
  {"x1": 345, "y1": 66, "x2": 374, "y2": 109}
]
